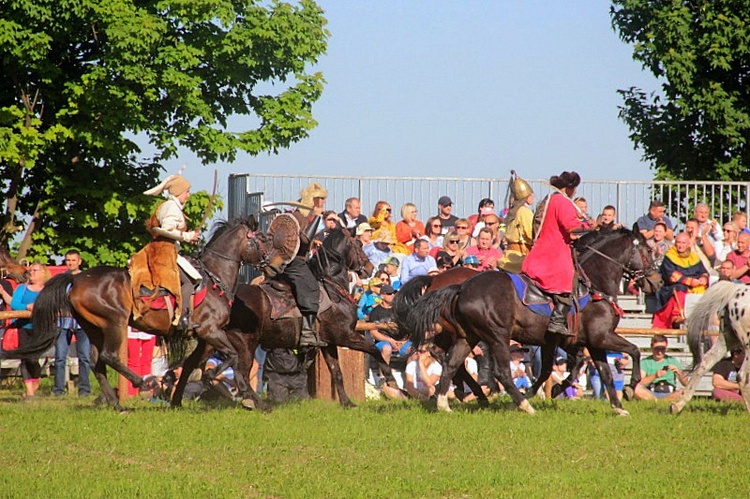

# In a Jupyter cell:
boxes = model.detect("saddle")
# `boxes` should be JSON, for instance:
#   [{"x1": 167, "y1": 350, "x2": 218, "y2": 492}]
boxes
[
  {"x1": 136, "y1": 283, "x2": 208, "y2": 311},
  {"x1": 508, "y1": 273, "x2": 590, "y2": 317},
  {"x1": 259, "y1": 279, "x2": 333, "y2": 320}
]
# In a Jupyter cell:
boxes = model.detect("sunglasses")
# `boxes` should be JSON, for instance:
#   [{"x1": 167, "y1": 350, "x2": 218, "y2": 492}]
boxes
[
  {"x1": 652, "y1": 346, "x2": 667, "y2": 352},
  {"x1": 381, "y1": 291, "x2": 395, "y2": 295},
  {"x1": 448, "y1": 240, "x2": 459, "y2": 244},
  {"x1": 326, "y1": 218, "x2": 338, "y2": 222},
  {"x1": 432, "y1": 224, "x2": 443, "y2": 228},
  {"x1": 724, "y1": 228, "x2": 735, "y2": 232},
  {"x1": 486, "y1": 222, "x2": 499, "y2": 226},
  {"x1": 456, "y1": 226, "x2": 469, "y2": 229},
  {"x1": 384, "y1": 208, "x2": 392, "y2": 212}
]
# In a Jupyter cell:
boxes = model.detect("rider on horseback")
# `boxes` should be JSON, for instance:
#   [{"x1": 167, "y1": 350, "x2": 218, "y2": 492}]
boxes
[
  {"x1": 521, "y1": 171, "x2": 592, "y2": 337},
  {"x1": 280, "y1": 182, "x2": 328, "y2": 348},
  {"x1": 143, "y1": 174, "x2": 202, "y2": 334}
]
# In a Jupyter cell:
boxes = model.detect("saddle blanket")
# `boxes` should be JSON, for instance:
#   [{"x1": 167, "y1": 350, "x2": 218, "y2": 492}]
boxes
[
  {"x1": 509, "y1": 273, "x2": 590, "y2": 317},
  {"x1": 260, "y1": 280, "x2": 333, "y2": 320},
  {"x1": 139, "y1": 285, "x2": 208, "y2": 311}
]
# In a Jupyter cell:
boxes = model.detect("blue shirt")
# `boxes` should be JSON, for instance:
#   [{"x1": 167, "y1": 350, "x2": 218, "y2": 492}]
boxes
[
  {"x1": 400, "y1": 253, "x2": 437, "y2": 284},
  {"x1": 636, "y1": 213, "x2": 674, "y2": 232},
  {"x1": 10, "y1": 284, "x2": 40, "y2": 330}
]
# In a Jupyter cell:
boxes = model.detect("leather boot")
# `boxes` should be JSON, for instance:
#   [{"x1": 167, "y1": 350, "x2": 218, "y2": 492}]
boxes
[
  {"x1": 299, "y1": 313, "x2": 327, "y2": 348},
  {"x1": 547, "y1": 294, "x2": 574, "y2": 337}
]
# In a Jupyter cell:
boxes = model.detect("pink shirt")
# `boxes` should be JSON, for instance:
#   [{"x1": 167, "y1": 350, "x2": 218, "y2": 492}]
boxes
[{"x1": 466, "y1": 246, "x2": 502, "y2": 271}]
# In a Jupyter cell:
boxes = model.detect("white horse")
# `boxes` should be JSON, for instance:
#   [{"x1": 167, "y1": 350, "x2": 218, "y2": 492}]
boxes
[{"x1": 670, "y1": 281, "x2": 750, "y2": 414}]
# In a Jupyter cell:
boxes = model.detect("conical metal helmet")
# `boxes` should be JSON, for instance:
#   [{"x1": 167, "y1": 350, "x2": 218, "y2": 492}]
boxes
[{"x1": 512, "y1": 175, "x2": 533, "y2": 199}]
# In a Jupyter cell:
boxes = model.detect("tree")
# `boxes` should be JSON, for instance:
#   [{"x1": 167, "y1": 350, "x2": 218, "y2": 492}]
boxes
[
  {"x1": 0, "y1": 0, "x2": 328, "y2": 265},
  {"x1": 611, "y1": 1, "x2": 750, "y2": 181}
]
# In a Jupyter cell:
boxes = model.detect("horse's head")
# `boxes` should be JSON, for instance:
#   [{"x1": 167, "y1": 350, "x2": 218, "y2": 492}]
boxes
[
  {"x1": 202, "y1": 216, "x2": 258, "y2": 267},
  {"x1": 321, "y1": 227, "x2": 374, "y2": 279},
  {"x1": 0, "y1": 247, "x2": 28, "y2": 283},
  {"x1": 629, "y1": 230, "x2": 663, "y2": 295}
]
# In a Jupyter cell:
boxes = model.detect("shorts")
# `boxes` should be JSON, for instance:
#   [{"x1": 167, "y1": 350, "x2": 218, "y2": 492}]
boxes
[{"x1": 375, "y1": 341, "x2": 412, "y2": 357}]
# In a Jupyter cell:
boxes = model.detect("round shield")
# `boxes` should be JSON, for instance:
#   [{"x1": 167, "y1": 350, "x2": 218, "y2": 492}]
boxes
[{"x1": 267, "y1": 213, "x2": 301, "y2": 265}]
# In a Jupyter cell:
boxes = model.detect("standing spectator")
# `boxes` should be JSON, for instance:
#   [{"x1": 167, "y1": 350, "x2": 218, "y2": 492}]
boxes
[
  {"x1": 395, "y1": 202, "x2": 425, "y2": 253},
  {"x1": 52, "y1": 249, "x2": 92, "y2": 397},
  {"x1": 404, "y1": 345, "x2": 442, "y2": 401},
  {"x1": 634, "y1": 334, "x2": 688, "y2": 401},
  {"x1": 467, "y1": 198, "x2": 494, "y2": 233},
  {"x1": 694, "y1": 203, "x2": 722, "y2": 243},
  {"x1": 713, "y1": 222, "x2": 739, "y2": 267},
  {"x1": 338, "y1": 197, "x2": 367, "y2": 236},
  {"x1": 732, "y1": 211, "x2": 750, "y2": 236},
  {"x1": 651, "y1": 232, "x2": 709, "y2": 328},
  {"x1": 7, "y1": 262, "x2": 50, "y2": 400},
  {"x1": 466, "y1": 228, "x2": 503, "y2": 271},
  {"x1": 264, "y1": 348, "x2": 310, "y2": 404},
  {"x1": 725, "y1": 232, "x2": 750, "y2": 283},
  {"x1": 647, "y1": 222, "x2": 673, "y2": 267},
  {"x1": 127, "y1": 326, "x2": 156, "y2": 396},
  {"x1": 712, "y1": 348, "x2": 745, "y2": 403},
  {"x1": 435, "y1": 196, "x2": 459, "y2": 234},
  {"x1": 636, "y1": 200, "x2": 675, "y2": 241},
  {"x1": 420, "y1": 217, "x2": 444, "y2": 250},
  {"x1": 400, "y1": 239, "x2": 437, "y2": 284}
]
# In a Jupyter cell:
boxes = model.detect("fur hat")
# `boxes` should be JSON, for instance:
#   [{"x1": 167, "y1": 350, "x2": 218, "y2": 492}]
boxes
[
  {"x1": 144, "y1": 174, "x2": 191, "y2": 197},
  {"x1": 298, "y1": 182, "x2": 328, "y2": 216}
]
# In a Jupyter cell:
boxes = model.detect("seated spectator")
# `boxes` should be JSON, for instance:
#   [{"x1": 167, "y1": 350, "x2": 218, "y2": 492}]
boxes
[
  {"x1": 400, "y1": 239, "x2": 437, "y2": 284},
  {"x1": 509, "y1": 343, "x2": 533, "y2": 394},
  {"x1": 545, "y1": 356, "x2": 582, "y2": 399},
  {"x1": 368, "y1": 284, "x2": 408, "y2": 362},
  {"x1": 449, "y1": 353, "x2": 480, "y2": 402},
  {"x1": 204, "y1": 352, "x2": 237, "y2": 400},
  {"x1": 713, "y1": 222, "x2": 739, "y2": 267},
  {"x1": 395, "y1": 202, "x2": 425, "y2": 253},
  {"x1": 404, "y1": 345, "x2": 442, "y2": 401},
  {"x1": 312, "y1": 210, "x2": 340, "y2": 246},
  {"x1": 159, "y1": 362, "x2": 204, "y2": 401},
  {"x1": 596, "y1": 205, "x2": 622, "y2": 232},
  {"x1": 647, "y1": 221, "x2": 673, "y2": 268},
  {"x1": 634, "y1": 334, "x2": 688, "y2": 401},
  {"x1": 430, "y1": 231, "x2": 465, "y2": 266},
  {"x1": 606, "y1": 351, "x2": 631, "y2": 401},
  {"x1": 462, "y1": 254, "x2": 482, "y2": 271},
  {"x1": 369, "y1": 200, "x2": 407, "y2": 255},
  {"x1": 356, "y1": 222, "x2": 374, "y2": 248},
  {"x1": 712, "y1": 348, "x2": 745, "y2": 403},
  {"x1": 637, "y1": 199, "x2": 675, "y2": 241},
  {"x1": 725, "y1": 232, "x2": 750, "y2": 283},
  {"x1": 420, "y1": 217, "x2": 444, "y2": 250},
  {"x1": 732, "y1": 210, "x2": 750, "y2": 236},
  {"x1": 573, "y1": 197, "x2": 595, "y2": 226},
  {"x1": 338, "y1": 197, "x2": 367, "y2": 236},
  {"x1": 471, "y1": 206, "x2": 496, "y2": 238},
  {"x1": 685, "y1": 217, "x2": 717, "y2": 269},
  {"x1": 380, "y1": 256, "x2": 402, "y2": 290},
  {"x1": 357, "y1": 277, "x2": 383, "y2": 320},
  {"x1": 651, "y1": 232, "x2": 709, "y2": 329},
  {"x1": 479, "y1": 213, "x2": 504, "y2": 249},
  {"x1": 366, "y1": 229, "x2": 395, "y2": 270},
  {"x1": 718, "y1": 259, "x2": 736, "y2": 282},
  {"x1": 466, "y1": 227, "x2": 503, "y2": 271},
  {"x1": 694, "y1": 202, "x2": 722, "y2": 243},
  {"x1": 453, "y1": 218, "x2": 473, "y2": 250},
  {"x1": 435, "y1": 195, "x2": 459, "y2": 234},
  {"x1": 467, "y1": 199, "x2": 494, "y2": 232},
  {"x1": 264, "y1": 348, "x2": 310, "y2": 404}
]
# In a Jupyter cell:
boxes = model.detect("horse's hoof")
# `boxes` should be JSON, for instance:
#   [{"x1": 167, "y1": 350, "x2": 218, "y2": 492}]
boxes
[
  {"x1": 436, "y1": 395, "x2": 452, "y2": 412},
  {"x1": 613, "y1": 407, "x2": 630, "y2": 417},
  {"x1": 622, "y1": 386, "x2": 635, "y2": 401},
  {"x1": 518, "y1": 399, "x2": 536, "y2": 415},
  {"x1": 241, "y1": 398, "x2": 256, "y2": 411},
  {"x1": 669, "y1": 402, "x2": 682, "y2": 415},
  {"x1": 341, "y1": 400, "x2": 358, "y2": 409}
]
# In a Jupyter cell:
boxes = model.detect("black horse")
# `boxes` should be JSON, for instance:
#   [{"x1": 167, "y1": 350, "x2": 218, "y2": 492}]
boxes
[
  {"x1": 9, "y1": 218, "x2": 257, "y2": 410},
  {"x1": 403, "y1": 228, "x2": 662, "y2": 415},
  {"x1": 224, "y1": 226, "x2": 377, "y2": 409}
]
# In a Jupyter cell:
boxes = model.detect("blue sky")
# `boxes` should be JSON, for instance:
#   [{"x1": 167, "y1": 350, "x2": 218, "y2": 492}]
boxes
[{"x1": 161, "y1": 1, "x2": 660, "y2": 197}]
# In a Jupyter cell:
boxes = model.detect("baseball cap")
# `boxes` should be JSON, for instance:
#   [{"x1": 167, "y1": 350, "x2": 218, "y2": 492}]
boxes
[
  {"x1": 368, "y1": 277, "x2": 382, "y2": 288},
  {"x1": 554, "y1": 356, "x2": 567, "y2": 365},
  {"x1": 463, "y1": 255, "x2": 479, "y2": 265},
  {"x1": 438, "y1": 195, "x2": 453, "y2": 207},
  {"x1": 380, "y1": 284, "x2": 395, "y2": 295},
  {"x1": 384, "y1": 256, "x2": 400, "y2": 267}
]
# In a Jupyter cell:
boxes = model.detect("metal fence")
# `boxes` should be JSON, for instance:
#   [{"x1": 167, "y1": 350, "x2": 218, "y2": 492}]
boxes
[{"x1": 228, "y1": 173, "x2": 750, "y2": 232}]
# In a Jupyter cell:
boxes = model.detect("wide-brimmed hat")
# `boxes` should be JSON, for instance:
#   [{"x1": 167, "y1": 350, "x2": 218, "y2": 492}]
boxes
[{"x1": 356, "y1": 222, "x2": 374, "y2": 236}]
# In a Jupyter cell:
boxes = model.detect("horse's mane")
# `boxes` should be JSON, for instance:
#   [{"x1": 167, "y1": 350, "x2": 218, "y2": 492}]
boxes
[
  {"x1": 574, "y1": 227, "x2": 633, "y2": 254},
  {"x1": 204, "y1": 216, "x2": 256, "y2": 248}
]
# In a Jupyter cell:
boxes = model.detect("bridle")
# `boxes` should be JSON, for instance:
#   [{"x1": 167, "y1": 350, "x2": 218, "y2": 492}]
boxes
[{"x1": 579, "y1": 234, "x2": 657, "y2": 283}]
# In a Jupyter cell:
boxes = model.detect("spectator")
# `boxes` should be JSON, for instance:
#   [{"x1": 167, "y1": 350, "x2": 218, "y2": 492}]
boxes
[
  {"x1": 357, "y1": 277, "x2": 383, "y2": 320},
  {"x1": 369, "y1": 201, "x2": 406, "y2": 255},
  {"x1": 369, "y1": 284, "x2": 410, "y2": 364},
  {"x1": 725, "y1": 232, "x2": 750, "y2": 283},
  {"x1": 204, "y1": 352, "x2": 237, "y2": 400},
  {"x1": 467, "y1": 198, "x2": 494, "y2": 233},
  {"x1": 636, "y1": 199, "x2": 675, "y2": 241},
  {"x1": 732, "y1": 211, "x2": 750, "y2": 236},
  {"x1": 430, "y1": 231, "x2": 465, "y2": 266},
  {"x1": 462, "y1": 254, "x2": 481, "y2": 271},
  {"x1": 573, "y1": 197, "x2": 595, "y2": 226},
  {"x1": 634, "y1": 334, "x2": 688, "y2": 401},
  {"x1": 404, "y1": 345, "x2": 442, "y2": 401},
  {"x1": 454, "y1": 218, "x2": 473, "y2": 249},
  {"x1": 264, "y1": 348, "x2": 310, "y2": 404},
  {"x1": 713, "y1": 222, "x2": 739, "y2": 267},
  {"x1": 509, "y1": 344, "x2": 533, "y2": 394},
  {"x1": 338, "y1": 197, "x2": 367, "y2": 236},
  {"x1": 647, "y1": 221, "x2": 673, "y2": 267},
  {"x1": 545, "y1": 355, "x2": 570, "y2": 399},
  {"x1": 8, "y1": 262, "x2": 50, "y2": 400},
  {"x1": 596, "y1": 205, "x2": 622, "y2": 232},
  {"x1": 400, "y1": 239, "x2": 437, "y2": 284},
  {"x1": 436, "y1": 195, "x2": 459, "y2": 234},
  {"x1": 421, "y1": 217, "x2": 444, "y2": 250},
  {"x1": 52, "y1": 249, "x2": 92, "y2": 397},
  {"x1": 433, "y1": 251, "x2": 455, "y2": 272},
  {"x1": 449, "y1": 353, "x2": 480, "y2": 402},
  {"x1": 685, "y1": 218, "x2": 717, "y2": 271},
  {"x1": 466, "y1": 227, "x2": 503, "y2": 271},
  {"x1": 380, "y1": 256, "x2": 402, "y2": 290},
  {"x1": 474, "y1": 213, "x2": 504, "y2": 249},
  {"x1": 694, "y1": 203, "x2": 722, "y2": 243},
  {"x1": 357, "y1": 222, "x2": 375, "y2": 256},
  {"x1": 395, "y1": 203, "x2": 425, "y2": 253},
  {"x1": 127, "y1": 327, "x2": 156, "y2": 397},
  {"x1": 312, "y1": 210, "x2": 340, "y2": 246},
  {"x1": 718, "y1": 260, "x2": 736, "y2": 282},
  {"x1": 651, "y1": 232, "x2": 709, "y2": 328},
  {"x1": 366, "y1": 229, "x2": 395, "y2": 271},
  {"x1": 471, "y1": 206, "x2": 496, "y2": 238},
  {"x1": 712, "y1": 348, "x2": 745, "y2": 403},
  {"x1": 606, "y1": 351, "x2": 631, "y2": 401}
]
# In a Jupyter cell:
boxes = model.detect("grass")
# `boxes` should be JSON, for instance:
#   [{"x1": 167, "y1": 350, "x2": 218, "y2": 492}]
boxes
[{"x1": 0, "y1": 381, "x2": 748, "y2": 498}]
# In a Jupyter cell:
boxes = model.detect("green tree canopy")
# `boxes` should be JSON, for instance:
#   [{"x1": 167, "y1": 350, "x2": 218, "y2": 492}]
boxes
[
  {"x1": 0, "y1": 0, "x2": 327, "y2": 265},
  {"x1": 611, "y1": 1, "x2": 750, "y2": 181}
]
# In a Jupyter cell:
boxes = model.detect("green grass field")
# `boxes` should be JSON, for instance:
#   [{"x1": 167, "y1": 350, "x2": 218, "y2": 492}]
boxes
[{"x1": 0, "y1": 385, "x2": 748, "y2": 498}]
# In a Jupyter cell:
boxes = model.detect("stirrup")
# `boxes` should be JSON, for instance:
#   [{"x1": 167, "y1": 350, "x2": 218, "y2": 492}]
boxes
[{"x1": 299, "y1": 328, "x2": 327, "y2": 348}]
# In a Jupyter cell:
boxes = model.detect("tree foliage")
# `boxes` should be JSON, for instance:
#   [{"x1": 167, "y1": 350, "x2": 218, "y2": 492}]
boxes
[
  {"x1": 611, "y1": 1, "x2": 750, "y2": 180},
  {"x1": 0, "y1": 0, "x2": 327, "y2": 265}
]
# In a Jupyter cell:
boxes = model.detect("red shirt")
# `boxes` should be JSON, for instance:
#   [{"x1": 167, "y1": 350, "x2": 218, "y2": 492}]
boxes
[
  {"x1": 521, "y1": 191, "x2": 588, "y2": 293},
  {"x1": 726, "y1": 250, "x2": 750, "y2": 283}
]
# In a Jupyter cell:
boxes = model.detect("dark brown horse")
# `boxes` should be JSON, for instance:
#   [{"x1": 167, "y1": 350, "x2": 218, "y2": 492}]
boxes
[
  {"x1": 224, "y1": 226, "x2": 376, "y2": 409},
  {"x1": 7, "y1": 218, "x2": 257, "y2": 410},
  {"x1": 400, "y1": 229, "x2": 662, "y2": 415}
]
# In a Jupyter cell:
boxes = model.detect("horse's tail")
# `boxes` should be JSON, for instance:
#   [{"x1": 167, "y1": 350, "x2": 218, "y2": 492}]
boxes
[
  {"x1": 406, "y1": 284, "x2": 461, "y2": 349},
  {"x1": 393, "y1": 275, "x2": 433, "y2": 337},
  {"x1": 686, "y1": 281, "x2": 738, "y2": 368},
  {"x1": 1, "y1": 273, "x2": 75, "y2": 359}
]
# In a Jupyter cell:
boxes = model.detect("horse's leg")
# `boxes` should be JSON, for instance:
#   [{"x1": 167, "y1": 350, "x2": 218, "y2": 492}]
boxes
[
  {"x1": 171, "y1": 338, "x2": 206, "y2": 408},
  {"x1": 589, "y1": 348, "x2": 629, "y2": 416},
  {"x1": 320, "y1": 344, "x2": 356, "y2": 408},
  {"x1": 435, "y1": 338, "x2": 472, "y2": 412},
  {"x1": 89, "y1": 343, "x2": 123, "y2": 410},
  {"x1": 226, "y1": 329, "x2": 268, "y2": 412},
  {"x1": 527, "y1": 341, "x2": 558, "y2": 399},
  {"x1": 454, "y1": 363, "x2": 490, "y2": 408},
  {"x1": 583, "y1": 328, "x2": 642, "y2": 402},
  {"x1": 670, "y1": 334, "x2": 728, "y2": 414},
  {"x1": 739, "y1": 351, "x2": 750, "y2": 413},
  {"x1": 487, "y1": 341, "x2": 535, "y2": 414}
]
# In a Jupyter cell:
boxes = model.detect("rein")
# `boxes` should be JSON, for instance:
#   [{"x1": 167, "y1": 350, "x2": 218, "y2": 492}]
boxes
[{"x1": 202, "y1": 247, "x2": 244, "y2": 264}]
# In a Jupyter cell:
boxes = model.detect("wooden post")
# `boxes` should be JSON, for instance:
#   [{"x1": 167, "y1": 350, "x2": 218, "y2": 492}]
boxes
[{"x1": 310, "y1": 347, "x2": 365, "y2": 403}]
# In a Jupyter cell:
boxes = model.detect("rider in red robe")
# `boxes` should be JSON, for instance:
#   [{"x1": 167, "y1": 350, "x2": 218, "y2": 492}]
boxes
[{"x1": 521, "y1": 171, "x2": 591, "y2": 337}]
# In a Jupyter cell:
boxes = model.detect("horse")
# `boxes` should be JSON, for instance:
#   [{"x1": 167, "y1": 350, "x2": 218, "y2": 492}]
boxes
[
  {"x1": 402, "y1": 228, "x2": 662, "y2": 415},
  {"x1": 669, "y1": 281, "x2": 750, "y2": 414},
  {"x1": 223, "y1": 226, "x2": 376, "y2": 409},
  {"x1": 5, "y1": 218, "x2": 257, "y2": 410},
  {"x1": 0, "y1": 247, "x2": 28, "y2": 284}
]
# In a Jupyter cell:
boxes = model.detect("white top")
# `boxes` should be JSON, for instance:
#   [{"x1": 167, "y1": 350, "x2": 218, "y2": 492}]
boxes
[
  {"x1": 405, "y1": 358, "x2": 443, "y2": 391},
  {"x1": 155, "y1": 196, "x2": 197, "y2": 243}
]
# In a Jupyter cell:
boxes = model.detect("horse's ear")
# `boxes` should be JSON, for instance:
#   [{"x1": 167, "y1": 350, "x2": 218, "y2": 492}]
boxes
[{"x1": 247, "y1": 215, "x2": 258, "y2": 232}]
